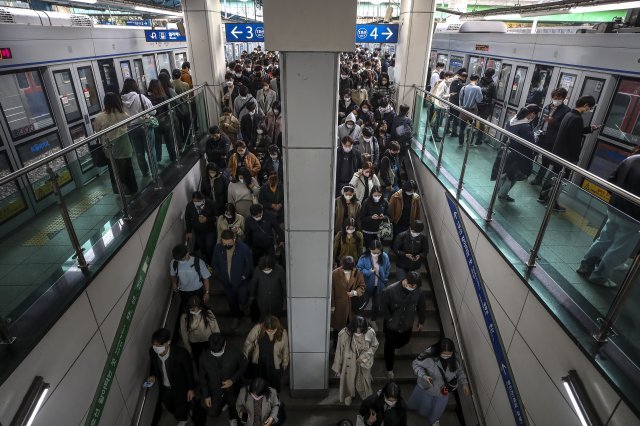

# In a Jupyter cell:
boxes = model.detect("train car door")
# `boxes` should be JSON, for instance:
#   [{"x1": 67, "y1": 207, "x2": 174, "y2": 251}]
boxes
[
  {"x1": 97, "y1": 59, "x2": 120, "y2": 95},
  {"x1": 132, "y1": 59, "x2": 146, "y2": 93}
]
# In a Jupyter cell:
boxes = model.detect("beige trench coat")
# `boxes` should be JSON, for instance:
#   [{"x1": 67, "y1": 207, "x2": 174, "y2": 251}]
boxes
[
  {"x1": 331, "y1": 327, "x2": 379, "y2": 402},
  {"x1": 331, "y1": 268, "x2": 365, "y2": 330}
]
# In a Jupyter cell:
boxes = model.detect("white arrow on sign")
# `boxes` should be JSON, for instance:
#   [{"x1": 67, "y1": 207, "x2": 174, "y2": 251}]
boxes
[
  {"x1": 383, "y1": 27, "x2": 394, "y2": 40},
  {"x1": 231, "y1": 26, "x2": 242, "y2": 39}
]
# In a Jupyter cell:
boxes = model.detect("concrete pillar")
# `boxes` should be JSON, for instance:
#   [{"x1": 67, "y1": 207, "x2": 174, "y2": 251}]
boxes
[
  {"x1": 263, "y1": 0, "x2": 357, "y2": 395},
  {"x1": 394, "y1": 0, "x2": 437, "y2": 107},
  {"x1": 181, "y1": 0, "x2": 226, "y2": 125}
]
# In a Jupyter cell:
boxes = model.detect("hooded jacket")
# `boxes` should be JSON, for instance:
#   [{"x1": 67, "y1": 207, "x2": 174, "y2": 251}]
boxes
[
  {"x1": 337, "y1": 112, "x2": 362, "y2": 145},
  {"x1": 491, "y1": 117, "x2": 536, "y2": 182},
  {"x1": 121, "y1": 91, "x2": 155, "y2": 126},
  {"x1": 478, "y1": 76, "x2": 497, "y2": 118}
]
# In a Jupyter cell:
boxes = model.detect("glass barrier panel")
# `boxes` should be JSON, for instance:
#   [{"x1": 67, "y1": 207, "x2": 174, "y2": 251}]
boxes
[
  {"x1": 412, "y1": 91, "x2": 428, "y2": 144},
  {"x1": 194, "y1": 91, "x2": 208, "y2": 142},
  {"x1": 610, "y1": 272, "x2": 640, "y2": 373},
  {"x1": 153, "y1": 108, "x2": 179, "y2": 173}
]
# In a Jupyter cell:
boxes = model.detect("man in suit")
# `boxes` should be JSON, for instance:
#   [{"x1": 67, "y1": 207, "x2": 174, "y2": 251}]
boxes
[{"x1": 147, "y1": 328, "x2": 195, "y2": 426}]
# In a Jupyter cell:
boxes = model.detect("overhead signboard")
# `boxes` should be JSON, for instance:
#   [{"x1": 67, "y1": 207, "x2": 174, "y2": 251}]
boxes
[
  {"x1": 126, "y1": 20, "x2": 151, "y2": 27},
  {"x1": 225, "y1": 23, "x2": 265, "y2": 42},
  {"x1": 355, "y1": 24, "x2": 399, "y2": 43},
  {"x1": 144, "y1": 30, "x2": 186, "y2": 42}
]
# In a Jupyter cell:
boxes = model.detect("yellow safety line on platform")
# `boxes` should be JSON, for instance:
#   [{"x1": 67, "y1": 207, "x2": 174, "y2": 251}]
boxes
[
  {"x1": 556, "y1": 208, "x2": 598, "y2": 239},
  {"x1": 23, "y1": 188, "x2": 110, "y2": 246}
]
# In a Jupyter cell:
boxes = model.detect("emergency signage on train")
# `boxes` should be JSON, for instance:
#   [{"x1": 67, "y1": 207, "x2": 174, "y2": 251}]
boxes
[
  {"x1": 144, "y1": 30, "x2": 186, "y2": 42},
  {"x1": 224, "y1": 23, "x2": 399, "y2": 43}
]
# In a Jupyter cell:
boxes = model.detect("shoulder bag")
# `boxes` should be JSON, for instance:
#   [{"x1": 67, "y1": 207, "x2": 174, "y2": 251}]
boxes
[
  {"x1": 140, "y1": 94, "x2": 159, "y2": 128},
  {"x1": 378, "y1": 217, "x2": 393, "y2": 241}
]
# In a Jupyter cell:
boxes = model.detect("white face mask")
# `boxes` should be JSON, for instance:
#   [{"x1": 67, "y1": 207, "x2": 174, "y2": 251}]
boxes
[
  {"x1": 373, "y1": 195, "x2": 382, "y2": 202},
  {"x1": 341, "y1": 75, "x2": 348, "y2": 79},
  {"x1": 235, "y1": 73, "x2": 242, "y2": 78},
  {"x1": 346, "y1": 123, "x2": 355, "y2": 130},
  {"x1": 385, "y1": 399, "x2": 397, "y2": 407},
  {"x1": 371, "y1": 252, "x2": 380, "y2": 258},
  {"x1": 273, "y1": 109, "x2": 280, "y2": 114},
  {"x1": 354, "y1": 332, "x2": 363, "y2": 337},
  {"x1": 265, "y1": 330, "x2": 276, "y2": 337},
  {"x1": 343, "y1": 146, "x2": 352, "y2": 153},
  {"x1": 263, "y1": 268, "x2": 272, "y2": 274},
  {"x1": 190, "y1": 310, "x2": 201, "y2": 315},
  {"x1": 403, "y1": 282, "x2": 416, "y2": 291},
  {"x1": 194, "y1": 200, "x2": 204, "y2": 208},
  {"x1": 253, "y1": 215, "x2": 263, "y2": 221},
  {"x1": 440, "y1": 354, "x2": 452, "y2": 359},
  {"x1": 343, "y1": 194, "x2": 353, "y2": 201},
  {"x1": 552, "y1": 99, "x2": 563, "y2": 106},
  {"x1": 410, "y1": 231, "x2": 420, "y2": 238},
  {"x1": 344, "y1": 270, "x2": 352, "y2": 277},
  {"x1": 344, "y1": 97, "x2": 351, "y2": 102},
  {"x1": 405, "y1": 191, "x2": 413, "y2": 196},
  {"x1": 251, "y1": 393, "x2": 264, "y2": 401},
  {"x1": 226, "y1": 80, "x2": 233, "y2": 87},
  {"x1": 362, "y1": 108, "x2": 369, "y2": 113},
  {"x1": 238, "y1": 177, "x2": 245, "y2": 183},
  {"x1": 153, "y1": 345, "x2": 166, "y2": 355},
  {"x1": 346, "y1": 228, "x2": 355, "y2": 234},
  {"x1": 211, "y1": 345, "x2": 225, "y2": 357},
  {"x1": 257, "y1": 129, "x2": 264, "y2": 134},
  {"x1": 363, "y1": 137, "x2": 372, "y2": 143},
  {"x1": 249, "y1": 111, "x2": 255, "y2": 116}
]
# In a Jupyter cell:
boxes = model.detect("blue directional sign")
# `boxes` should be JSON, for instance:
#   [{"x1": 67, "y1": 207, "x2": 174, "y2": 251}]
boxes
[
  {"x1": 225, "y1": 23, "x2": 265, "y2": 42},
  {"x1": 355, "y1": 24, "x2": 399, "y2": 43},
  {"x1": 144, "y1": 30, "x2": 186, "y2": 42},
  {"x1": 126, "y1": 20, "x2": 151, "y2": 27}
]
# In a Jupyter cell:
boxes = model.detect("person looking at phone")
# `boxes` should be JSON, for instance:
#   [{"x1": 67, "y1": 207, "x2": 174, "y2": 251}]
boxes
[{"x1": 357, "y1": 381, "x2": 408, "y2": 426}]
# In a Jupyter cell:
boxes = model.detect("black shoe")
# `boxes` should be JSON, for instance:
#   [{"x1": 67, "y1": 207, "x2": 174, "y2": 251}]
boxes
[
  {"x1": 498, "y1": 194, "x2": 515, "y2": 202},
  {"x1": 553, "y1": 204, "x2": 566, "y2": 213},
  {"x1": 536, "y1": 197, "x2": 548, "y2": 204},
  {"x1": 577, "y1": 262, "x2": 595, "y2": 276},
  {"x1": 450, "y1": 133, "x2": 459, "y2": 137},
  {"x1": 530, "y1": 179, "x2": 542, "y2": 186}
]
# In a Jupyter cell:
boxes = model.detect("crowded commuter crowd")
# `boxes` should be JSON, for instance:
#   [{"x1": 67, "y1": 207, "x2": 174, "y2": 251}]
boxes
[{"x1": 147, "y1": 47, "x2": 468, "y2": 426}]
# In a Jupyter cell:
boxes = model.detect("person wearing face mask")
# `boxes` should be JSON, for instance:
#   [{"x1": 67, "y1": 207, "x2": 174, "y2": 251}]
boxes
[
  {"x1": 374, "y1": 72, "x2": 395, "y2": 102},
  {"x1": 431, "y1": 71, "x2": 454, "y2": 142},
  {"x1": 357, "y1": 381, "x2": 408, "y2": 426},
  {"x1": 388, "y1": 180, "x2": 422, "y2": 239},
  {"x1": 356, "y1": 240, "x2": 390, "y2": 330},
  {"x1": 444, "y1": 69, "x2": 467, "y2": 138},
  {"x1": 245, "y1": 204, "x2": 284, "y2": 267},
  {"x1": 147, "y1": 328, "x2": 195, "y2": 426},
  {"x1": 334, "y1": 218, "x2": 364, "y2": 267},
  {"x1": 359, "y1": 100, "x2": 375, "y2": 127},
  {"x1": 265, "y1": 101, "x2": 283, "y2": 148},
  {"x1": 332, "y1": 316, "x2": 379, "y2": 406},
  {"x1": 408, "y1": 338, "x2": 470, "y2": 426},
  {"x1": 258, "y1": 169, "x2": 284, "y2": 223},
  {"x1": 233, "y1": 64, "x2": 252, "y2": 89},
  {"x1": 378, "y1": 141, "x2": 402, "y2": 199},
  {"x1": 206, "y1": 125, "x2": 231, "y2": 169},
  {"x1": 381, "y1": 271, "x2": 426, "y2": 379},
  {"x1": 184, "y1": 191, "x2": 218, "y2": 261},
  {"x1": 537, "y1": 95, "x2": 600, "y2": 212},
  {"x1": 376, "y1": 122, "x2": 390, "y2": 151},
  {"x1": 199, "y1": 333, "x2": 248, "y2": 425},
  {"x1": 393, "y1": 220, "x2": 428, "y2": 282},
  {"x1": 249, "y1": 256, "x2": 286, "y2": 320},
  {"x1": 252, "y1": 121, "x2": 272, "y2": 161},
  {"x1": 335, "y1": 186, "x2": 362, "y2": 236},
  {"x1": 269, "y1": 68, "x2": 281, "y2": 101},
  {"x1": 180, "y1": 295, "x2": 220, "y2": 367},
  {"x1": 530, "y1": 87, "x2": 570, "y2": 186},
  {"x1": 391, "y1": 104, "x2": 413, "y2": 157},
  {"x1": 359, "y1": 186, "x2": 389, "y2": 248},
  {"x1": 220, "y1": 106, "x2": 241, "y2": 144},
  {"x1": 170, "y1": 244, "x2": 211, "y2": 309},
  {"x1": 490, "y1": 104, "x2": 541, "y2": 203},
  {"x1": 228, "y1": 141, "x2": 261, "y2": 179},
  {"x1": 240, "y1": 103, "x2": 264, "y2": 150},
  {"x1": 243, "y1": 315, "x2": 289, "y2": 391},
  {"x1": 351, "y1": 77, "x2": 369, "y2": 110},
  {"x1": 336, "y1": 138, "x2": 363, "y2": 197},
  {"x1": 339, "y1": 67, "x2": 354, "y2": 98},
  {"x1": 477, "y1": 67, "x2": 498, "y2": 145},
  {"x1": 260, "y1": 145, "x2": 283, "y2": 185},
  {"x1": 331, "y1": 257, "x2": 366, "y2": 348},
  {"x1": 222, "y1": 71, "x2": 241, "y2": 111},
  {"x1": 228, "y1": 167, "x2": 260, "y2": 218},
  {"x1": 359, "y1": 127, "x2": 380, "y2": 169},
  {"x1": 217, "y1": 203, "x2": 245, "y2": 243},
  {"x1": 349, "y1": 161, "x2": 381, "y2": 204},
  {"x1": 212, "y1": 230, "x2": 254, "y2": 329},
  {"x1": 338, "y1": 113, "x2": 363, "y2": 146},
  {"x1": 257, "y1": 77, "x2": 277, "y2": 115},
  {"x1": 339, "y1": 91, "x2": 359, "y2": 122},
  {"x1": 234, "y1": 85, "x2": 260, "y2": 122},
  {"x1": 236, "y1": 377, "x2": 281, "y2": 426}
]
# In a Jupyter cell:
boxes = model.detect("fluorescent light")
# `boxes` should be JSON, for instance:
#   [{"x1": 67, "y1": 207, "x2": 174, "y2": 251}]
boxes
[
  {"x1": 12, "y1": 376, "x2": 51, "y2": 426},
  {"x1": 370, "y1": 0, "x2": 387, "y2": 4},
  {"x1": 521, "y1": 9, "x2": 571, "y2": 17},
  {"x1": 69, "y1": 0, "x2": 97, "y2": 4},
  {"x1": 561, "y1": 371, "x2": 602, "y2": 426},
  {"x1": 485, "y1": 13, "x2": 521, "y2": 20},
  {"x1": 571, "y1": 1, "x2": 640, "y2": 13},
  {"x1": 26, "y1": 387, "x2": 49, "y2": 426},
  {"x1": 563, "y1": 381, "x2": 589, "y2": 426},
  {"x1": 134, "y1": 5, "x2": 183, "y2": 17}
]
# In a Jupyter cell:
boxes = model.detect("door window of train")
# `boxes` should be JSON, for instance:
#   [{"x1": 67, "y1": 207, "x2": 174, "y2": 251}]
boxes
[
  {"x1": 602, "y1": 77, "x2": 639, "y2": 145},
  {"x1": 436, "y1": 53, "x2": 448, "y2": 68},
  {"x1": 53, "y1": 70, "x2": 82, "y2": 123},
  {"x1": 157, "y1": 53, "x2": 171, "y2": 74},
  {"x1": 496, "y1": 64, "x2": 512, "y2": 102},
  {"x1": 558, "y1": 73, "x2": 577, "y2": 100},
  {"x1": 508, "y1": 66, "x2": 528, "y2": 107},
  {"x1": 486, "y1": 58, "x2": 502, "y2": 82},
  {"x1": 489, "y1": 104, "x2": 503, "y2": 138},
  {"x1": 133, "y1": 59, "x2": 146, "y2": 93},
  {"x1": 526, "y1": 65, "x2": 554, "y2": 107},
  {"x1": 70, "y1": 124, "x2": 92, "y2": 173},
  {"x1": 579, "y1": 77, "x2": 605, "y2": 127},
  {"x1": 142, "y1": 54, "x2": 158, "y2": 82},
  {"x1": 0, "y1": 151, "x2": 27, "y2": 224},
  {"x1": 175, "y1": 52, "x2": 187, "y2": 68},
  {"x1": 97, "y1": 60, "x2": 119, "y2": 95},
  {"x1": 468, "y1": 56, "x2": 485, "y2": 77},
  {"x1": 15, "y1": 132, "x2": 71, "y2": 201},
  {"x1": 120, "y1": 61, "x2": 132, "y2": 79},
  {"x1": 504, "y1": 107, "x2": 517, "y2": 128},
  {"x1": 77, "y1": 67, "x2": 101, "y2": 116},
  {"x1": 449, "y1": 55, "x2": 464, "y2": 73},
  {"x1": 0, "y1": 70, "x2": 55, "y2": 140}
]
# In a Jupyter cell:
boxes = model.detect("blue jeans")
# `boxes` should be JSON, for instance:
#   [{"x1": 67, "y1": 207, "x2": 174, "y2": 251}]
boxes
[{"x1": 582, "y1": 210, "x2": 640, "y2": 281}]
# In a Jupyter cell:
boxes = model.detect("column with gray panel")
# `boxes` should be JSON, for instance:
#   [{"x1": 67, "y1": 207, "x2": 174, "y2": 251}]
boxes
[
  {"x1": 263, "y1": 0, "x2": 357, "y2": 395},
  {"x1": 181, "y1": 0, "x2": 226, "y2": 124},
  {"x1": 394, "y1": 0, "x2": 437, "y2": 106}
]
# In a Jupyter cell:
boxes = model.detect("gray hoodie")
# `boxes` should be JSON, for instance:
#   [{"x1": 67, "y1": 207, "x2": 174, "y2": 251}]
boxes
[
  {"x1": 121, "y1": 91, "x2": 155, "y2": 126},
  {"x1": 337, "y1": 112, "x2": 362, "y2": 145}
]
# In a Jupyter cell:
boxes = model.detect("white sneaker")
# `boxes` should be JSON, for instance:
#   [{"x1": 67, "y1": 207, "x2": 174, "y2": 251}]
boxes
[
  {"x1": 344, "y1": 396, "x2": 353, "y2": 406},
  {"x1": 386, "y1": 370, "x2": 394, "y2": 379},
  {"x1": 230, "y1": 419, "x2": 238, "y2": 426},
  {"x1": 432, "y1": 421, "x2": 440, "y2": 426}
]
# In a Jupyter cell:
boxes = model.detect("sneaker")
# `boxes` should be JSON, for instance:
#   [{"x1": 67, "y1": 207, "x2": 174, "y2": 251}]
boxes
[
  {"x1": 344, "y1": 396, "x2": 353, "y2": 406},
  {"x1": 536, "y1": 197, "x2": 548, "y2": 204},
  {"x1": 386, "y1": 370, "x2": 395, "y2": 379},
  {"x1": 577, "y1": 260, "x2": 596, "y2": 276},
  {"x1": 588, "y1": 276, "x2": 617, "y2": 288},
  {"x1": 498, "y1": 194, "x2": 515, "y2": 202},
  {"x1": 553, "y1": 204, "x2": 566, "y2": 213},
  {"x1": 432, "y1": 422, "x2": 441, "y2": 426}
]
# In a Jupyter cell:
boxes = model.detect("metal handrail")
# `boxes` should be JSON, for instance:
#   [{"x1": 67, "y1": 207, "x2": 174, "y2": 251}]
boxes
[
  {"x1": 405, "y1": 152, "x2": 486, "y2": 426},
  {"x1": 415, "y1": 86, "x2": 640, "y2": 207},
  {"x1": 0, "y1": 83, "x2": 208, "y2": 187}
]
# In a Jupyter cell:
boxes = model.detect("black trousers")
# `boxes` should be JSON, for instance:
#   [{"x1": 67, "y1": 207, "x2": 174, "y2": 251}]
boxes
[
  {"x1": 204, "y1": 387, "x2": 240, "y2": 421},
  {"x1": 383, "y1": 324, "x2": 412, "y2": 372},
  {"x1": 539, "y1": 162, "x2": 569, "y2": 201},
  {"x1": 159, "y1": 385, "x2": 189, "y2": 422}
]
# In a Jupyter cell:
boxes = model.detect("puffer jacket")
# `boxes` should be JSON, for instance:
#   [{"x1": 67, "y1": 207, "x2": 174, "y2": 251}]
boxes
[
  {"x1": 381, "y1": 281, "x2": 426, "y2": 333},
  {"x1": 392, "y1": 230, "x2": 428, "y2": 270}
]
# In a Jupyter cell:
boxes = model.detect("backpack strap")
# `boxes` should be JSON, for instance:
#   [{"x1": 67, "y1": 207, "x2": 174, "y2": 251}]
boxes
[
  {"x1": 173, "y1": 260, "x2": 180, "y2": 287},
  {"x1": 192, "y1": 255, "x2": 203, "y2": 282}
]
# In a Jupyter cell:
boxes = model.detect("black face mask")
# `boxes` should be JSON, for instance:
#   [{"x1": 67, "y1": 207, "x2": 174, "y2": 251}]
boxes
[{"x1": 223, "y1": 244, "x2": 234, "y2": 250}]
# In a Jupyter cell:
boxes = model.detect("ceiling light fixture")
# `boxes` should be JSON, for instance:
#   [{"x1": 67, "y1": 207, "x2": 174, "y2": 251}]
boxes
[
  {"x1": 11, "y1": 376, "x2": 50, "y2": 426},
  {"x1": 571, "y1": 1, "x2": 640, "y2": 13},
  {"x1": 69, "y1": 0, "x2": 98, "y2": 4},
  {"x1": 561, "y1": 370, "x2": 603, "y2": 426},
  {"x1": 134, "y1": 5, "x2": 183, "y2": 17}
]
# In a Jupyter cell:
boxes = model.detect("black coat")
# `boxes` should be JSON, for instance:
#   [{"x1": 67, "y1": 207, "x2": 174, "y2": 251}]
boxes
[
  {"x1": 201, "y1": 173, "x2": 229, "y2": 214},
  {"x1": 392, "y1": 230, "x2": 428, "y2": 270},
  {"x1": 449, "y1": 78, "x2": 465, "y2": 106},
  {"x1": 258, "y1": 183, "x2": 285, "y2": 222},
  {"x1": 336, "y1": 147, "x2": 363, "y2": 185},
  {"x1": 536, "y1": 103, "x2": 571, "y2": 150},
  {"x1": 551, "y1": 109, "x2": 592, "y2": 164},
  {"x1": 205, "y1": 134, "x2": 231, "y2": 168},
  {"x1": 240, "y1": 112, "x2": 264, "y2": 146},
  {"x1": 608, "y1": 154, "x2": 640, "y2": 221},
  {"x1": 501, "y1": 120, "x2": 536, "y2": 181},
  {"x1": 250, "y1": 264, "x2": 286, "y2": 316},
  {"x1": 245, "y1": 214, "x2": 284, "y2": 250},
  {"x1": 382, "y1": 282, "x2": 427, "y2": 333},
  {"x1": 259, "y1": 158, "x2": 284, "y2": 184},
  {"x1": 185, "y1": 200, "x2": 217, "y2": 234},
  {"x1": 199, "y1": 346, "x2": 247, "y2": 398},
  {"x1": 149, "y1": 346, "x2": 195, "y2": 393},
  {"x1": 359, "y1": 392, "x2": 408, "y2": 426},
  {"x1": 360, "y1": 198, "x2": 388, "y2": 233},
  {"x1": 379, "y1": 150, "x2": 401, "y2": 188}
]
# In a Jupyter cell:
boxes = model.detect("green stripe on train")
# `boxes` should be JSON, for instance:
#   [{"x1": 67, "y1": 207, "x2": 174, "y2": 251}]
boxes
[{"x1": 85, "y1": 194, "x2": 173, "y2": 426}]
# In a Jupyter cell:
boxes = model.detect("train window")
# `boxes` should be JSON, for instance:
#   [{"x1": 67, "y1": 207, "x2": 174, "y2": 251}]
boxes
[
  {"x1": 15, "y1": 132, "x2": 71, "y2": 201},
  {"x1": 489, "y1": 104, "x2": 503, "y2": 138},
  {"x1": 70, "y1": 124, "x2": 92, "y2": 173},
  {"x1": 508, "y1": 66, "x2": 528, "y2": 107},
  {"x1": 578, "y1": 76, "x2": 605, "y2": 127},
  {"x1": 157, "y1": 53, "x2": 171, "y2": 74},
  {"x1": 0, "y1": 70, "x2": 55, "y2": 140},
  {"x1": 504, "y1": 108, "x2": 517, "y2": 128},
  {"x1": 558, "y1": 73, "x2": 577, "y2": 100},
  {"x1": 496, "y1": 64, "x2": 512, "y2": 102},
  {"x1": 97, "y1": 59, "x2": 119, "y2": 95},
  {"x1": 526, "y1": 64, "x2": 554, "y2": 107},
  {"x1": 468, "y1": 56, "x2": 485, "y2": 77},
  {"x1": 120, "y1": 61, "x2": 132, "y2": 79},
  {"x1": 142, "y1": 54, "x2": 158, "y2": 82},
  {"x1": 486, "y1": 58, "x2": 502, "y2": 82},
  {"x1": 436, "y1": 53, "x2": 448, "y2": 68},
  {"x1": 175, "y1": 52, "x2": 187, "y2": 68},
  {"x1": 133, "y1": 59, "x2": 146, "y2": 93},
  {"x1": 53, "y1": 70, "x2": 82, "y2": 123},
  {"x1": 0, "y1": 151, "x2": 27, "y2": 224},
  {"x1": 602, "y1": 77, "x2": 639, "y2": 145},
  {"x1": 450, "y1": 55, "x2": 464, "y2": 73},
  {"x1": 77, "y1": 67, "x2": 101, "y2": 116}
]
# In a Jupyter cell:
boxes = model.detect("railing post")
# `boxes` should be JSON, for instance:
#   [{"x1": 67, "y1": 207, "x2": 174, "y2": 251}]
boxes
[
  {"x1": 46, "y1": 166, "x2": 89, "y2": 270},
  {"x1": 526, "y1": 166, "x2": 565, "y2": 271},
  {"x1": 106, "y1": 147, "x2": 133, "y2": 221},
  {"x1": 0, "y1": 316, "x2": 15, "y2": 344},
  {"x1": 457, "y1": 120, "x2": 475, "y2": 197},
  {"x1": 142, "y1": 122, "x2": 161, "y2": 189},
  {"x1": 168, "y1": 108, "x2": 183, "y2": 167},
  {"x1": 594, "y1": 253, "x2": 640, "y2": 343},
  {"x1": 486, "y1": 140, "x2": 511, "y2": 222},
  {"x1": 188, "y1": 95, "x2": 196, "y2": 148}
]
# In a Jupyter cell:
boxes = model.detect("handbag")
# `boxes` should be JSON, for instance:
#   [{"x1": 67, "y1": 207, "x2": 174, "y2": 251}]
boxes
[
  {"x1": 88, "y1": 138, "x2": 109, "y2": 167},
  {"x1": 140, "y1": 94, "x2": 159, "y2": 128},
  {"x1": 378, "y1": 218, "x2": 393, "y2": 241}
]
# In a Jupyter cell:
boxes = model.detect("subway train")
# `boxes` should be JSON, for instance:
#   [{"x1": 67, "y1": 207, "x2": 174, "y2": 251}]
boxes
[
  {"x1": 428, "y1": 22, "x2": 640, "y2": 202},
  {"x1": 0, "y1": 7, "x2": 188, "y2": 235}
]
